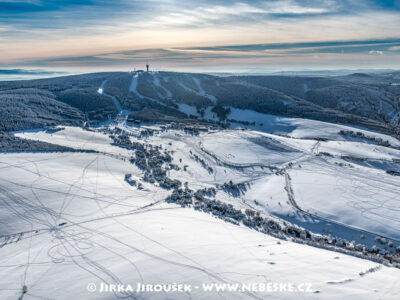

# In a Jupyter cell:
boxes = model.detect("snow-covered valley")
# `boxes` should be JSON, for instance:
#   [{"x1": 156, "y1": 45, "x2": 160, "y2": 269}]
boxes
[{"x1": 1, "y1": 109, "x2": 399, "y2": 299}]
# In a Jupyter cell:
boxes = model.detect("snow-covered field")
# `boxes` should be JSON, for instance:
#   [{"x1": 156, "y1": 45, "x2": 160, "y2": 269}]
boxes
[
  {"x1": 2, "y1": 113, "x2": 400, "y2": 299},
  {"x1": 1, "y1": 202, "x2": 399, "y2": 299}
]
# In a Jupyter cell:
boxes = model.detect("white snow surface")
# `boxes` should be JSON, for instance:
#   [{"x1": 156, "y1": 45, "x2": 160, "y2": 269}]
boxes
[
  {"x1": 290, "y1": 159, "x2": 400, "y2": 239},
  {"x1": 2, "y1": 112, "x2": 400, "y2": 299},
  {"x1": 1, "y1": 199, "x2": 399, "y2": 299},
  {"x1": 227, "y1": 108, "x2": 400, "y2": 146},
  {"x1": 14, "y1": 122, "x2": 400, "y2": 241}
]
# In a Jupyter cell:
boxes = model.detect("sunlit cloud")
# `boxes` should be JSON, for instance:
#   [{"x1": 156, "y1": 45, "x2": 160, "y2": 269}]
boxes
[
  {"x1": 369, "y1": 50, "x2": 384, "y2": 55},
  {"x1": 0, "y1": 0, "x2": 399, "y2": 71},
  {"x1": 149, "y1": 1, "x2": 335, "y2": 28},
  {"x1": 13, "y1": 39, "x2": 396, "y2": 73},
  {"x1": 261, "y1": 0, "x2": 333, "y2": 14}
]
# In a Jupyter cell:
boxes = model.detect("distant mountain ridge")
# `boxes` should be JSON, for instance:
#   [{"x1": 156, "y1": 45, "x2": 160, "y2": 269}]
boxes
[
  {"x1": 1, "y1": 71, "x2": 399, "y2": 136},
  {"x1": 0, "y1": 69, "x2": 61, "y2": 75}
]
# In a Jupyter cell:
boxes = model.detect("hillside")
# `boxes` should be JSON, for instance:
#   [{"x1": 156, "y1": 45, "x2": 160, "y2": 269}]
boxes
[
  {"x1": 1, "y1": 117, "x2": 399, "y2": 299},
  {"x1": 1, "y1": 71, "x2": 400, "y2": 299},
  {"x1": 1, "y1": 71, "x2": 399, "y2": 136}
]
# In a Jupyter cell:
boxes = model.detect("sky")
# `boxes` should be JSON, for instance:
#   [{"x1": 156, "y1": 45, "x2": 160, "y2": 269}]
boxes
[{"x1": 1, "y1": 0, "x2": 400, "y2": 73}]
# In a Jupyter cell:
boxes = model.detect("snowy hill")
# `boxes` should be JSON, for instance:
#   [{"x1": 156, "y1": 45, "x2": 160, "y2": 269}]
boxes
[
  {"x1": 1, "y1": 71, "x2": 400, "y2": 135},
  {"x1": 0, "y1": 71, "x2": 400, "y2": 299}
]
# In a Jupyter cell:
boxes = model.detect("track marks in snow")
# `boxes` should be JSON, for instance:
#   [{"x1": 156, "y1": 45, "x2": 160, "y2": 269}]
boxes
[{"x1": 326, "y1": 265, "x2": 382, "y2": 285}]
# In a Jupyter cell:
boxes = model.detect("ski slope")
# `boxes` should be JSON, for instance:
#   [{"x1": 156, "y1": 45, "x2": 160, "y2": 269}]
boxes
[
  {"x1": 0, "y1": 151, "x2": 398, "y2": 299},
  {"x1": 2, "y1": 111, "x2": 400, "y2": 299},
  {"x1": 14, "y1": 121, "x2": 400, "y2": 242}
]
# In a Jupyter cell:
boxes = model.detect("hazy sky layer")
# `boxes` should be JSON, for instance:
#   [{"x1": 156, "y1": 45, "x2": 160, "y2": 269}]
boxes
[{"x1": 1, "y1": 0, "x2": 400, "y2": 72}]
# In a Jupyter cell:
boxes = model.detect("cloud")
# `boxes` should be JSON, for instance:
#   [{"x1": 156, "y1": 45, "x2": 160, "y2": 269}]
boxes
[
  {"x1": 14, "y1": 38, "x2": 399, "y2": 73},
  {"x1": 369, "y1": 50, "x2": 384, "y2": 55},
  {"x1": 179, "y1": 39, "x2": 400, "y2": 55},
  {"x1": 261, "y1": 0, "x2": 333, "y2": 15},
  {"x1": 1, "y1": 0, "x2": 400, "y2": 70},
  {"x1": 150, "y1": 1, "x2": 335, "y2": 28},
  {"x1": 152, "y1": 3, "x2": 265, "y2": 27}
]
